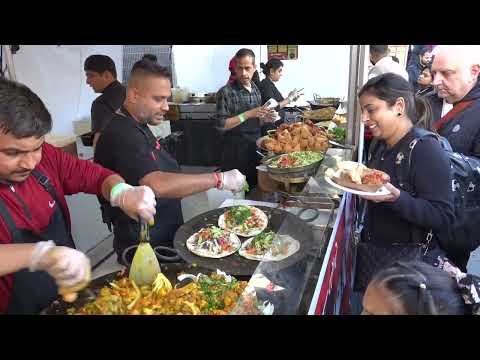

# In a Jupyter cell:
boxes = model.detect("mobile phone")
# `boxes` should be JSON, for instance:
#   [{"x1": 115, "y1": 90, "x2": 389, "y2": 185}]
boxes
[{"x1": 264, "y1": 98, "x2": 279, "y2": 109}]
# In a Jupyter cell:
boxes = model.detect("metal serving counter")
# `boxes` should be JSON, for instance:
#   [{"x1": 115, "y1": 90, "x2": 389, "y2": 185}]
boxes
[{"x1": 221, "y1": 147, "x2": 353, "y2": 314}]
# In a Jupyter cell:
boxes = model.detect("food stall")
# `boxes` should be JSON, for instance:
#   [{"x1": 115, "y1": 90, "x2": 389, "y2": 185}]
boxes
[
  {"x1": 39, "y1": 45, "x2": 368, "y2": 316},
  {"x1": 2, "y1": 44, "x2": 366, "y2": 315}
]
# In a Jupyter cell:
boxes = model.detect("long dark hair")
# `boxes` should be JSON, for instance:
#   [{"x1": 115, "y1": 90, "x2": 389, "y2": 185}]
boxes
[
  {"x1": 370, "y1": 261, "x2": 466, "y2": 315},
  {"x1": 358, "y1": 73, "x2": 434, "y2": 131},
  {"x1": 260, "y1": 58, "x2": 284, "y2": 78}
]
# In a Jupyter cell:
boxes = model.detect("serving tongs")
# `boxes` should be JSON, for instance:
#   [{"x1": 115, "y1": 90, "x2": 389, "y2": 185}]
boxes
[
  {"x1": 129, "y1": 219, "x2": 162, "y2": 286},
  {"x1": 328, "y1": 140, "x2": 354, "y2": 150},
  {"x1": 278, "y1": 192, "x2": 333, "y2": 209}
]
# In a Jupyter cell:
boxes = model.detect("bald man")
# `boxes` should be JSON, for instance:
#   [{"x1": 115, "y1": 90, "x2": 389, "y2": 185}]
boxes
[
  {"x1": 425, "y1": 45, "x2": 480, "y2": 270},
  {"x1": 94, "y1": 59, "x2": 246, "y2": 265}
]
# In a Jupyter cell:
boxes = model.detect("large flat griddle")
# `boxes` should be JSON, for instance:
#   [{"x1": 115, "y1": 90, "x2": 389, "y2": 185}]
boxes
[{"x1": 173, "y1": 206, "x2": 314, "y2": 276}]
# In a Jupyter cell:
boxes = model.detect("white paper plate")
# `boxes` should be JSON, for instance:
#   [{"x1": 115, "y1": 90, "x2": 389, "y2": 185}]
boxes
[{"x1": 324, "y1": 175, "x2": 391, "y2": 196}]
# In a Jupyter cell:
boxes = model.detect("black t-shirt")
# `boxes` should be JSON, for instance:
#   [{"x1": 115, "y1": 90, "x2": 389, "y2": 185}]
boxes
[
  {"x1": 94, "y1": 110, "x2": 170, "y2": 185},
  {"x1": 259, "y1": 77, "x2": 284, "y2": 105},
  {"x1": 91, "y1": 80, "x2": 126, "y2": 133},
  {"x1": 94, "y1": 109, "x2": 183, "y2": 254}
]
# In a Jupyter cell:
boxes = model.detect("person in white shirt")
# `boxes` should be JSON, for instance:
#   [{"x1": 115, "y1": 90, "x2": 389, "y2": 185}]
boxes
[{"x1": 368, "y1": 45, "x2": 409, "y2": 81}]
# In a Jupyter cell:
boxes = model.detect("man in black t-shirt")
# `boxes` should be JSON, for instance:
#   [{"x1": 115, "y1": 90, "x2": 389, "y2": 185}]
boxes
[
  {"x1": 84, "y1": 55, "x2": 126, "y2": 149},
  {"x1": 95, "y1": 59, "x2": 246, "y2": 265}
]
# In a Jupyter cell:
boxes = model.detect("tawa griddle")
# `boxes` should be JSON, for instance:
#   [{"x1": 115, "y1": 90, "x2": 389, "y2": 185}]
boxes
[{"x1": 173, "y1": 206, "x2": 314, "y2": 276}]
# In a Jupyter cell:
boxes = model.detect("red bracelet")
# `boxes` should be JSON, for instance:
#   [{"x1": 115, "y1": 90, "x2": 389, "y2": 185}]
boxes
[{"x1": 213, "y1": 172, "x2": 223, "y2": 189}]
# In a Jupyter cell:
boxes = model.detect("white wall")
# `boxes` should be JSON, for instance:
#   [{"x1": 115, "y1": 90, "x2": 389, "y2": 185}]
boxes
[
  {"x1": 259, "y1": 45, "x2": 350, "y2": 100},
  {"x1": 13, "y1": 45, "x2": 123, "y2": 136},
  {"x1": 173, "y1": 45, "x2": 350, "y2": 100},
  {"x1": 11, "y1": 45, "x2": 350, "y2": 134},
  {"x1": 173, "y1": 45, "x2": 261, "y2": 93}
]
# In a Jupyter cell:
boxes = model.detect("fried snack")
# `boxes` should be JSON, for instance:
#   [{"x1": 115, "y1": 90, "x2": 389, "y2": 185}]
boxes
[
  {"x1": 332, "y1": 113, "x2": 347, "y2": 125},
  {"x1": 302, "y1": 107, "x2": 337, "y2": 121},
  {"x1": 314, "y1": 137, "x2": 329, "y2": 152},
  {"x1": 263, "y1": 138, "x2": 277, "y2": 151},
  {"x1": 261, "y1": 121, "x2": 330, "y2": 154},
  {"x1": 326, "y1": 161, "x2": 390, "y2": 192}
]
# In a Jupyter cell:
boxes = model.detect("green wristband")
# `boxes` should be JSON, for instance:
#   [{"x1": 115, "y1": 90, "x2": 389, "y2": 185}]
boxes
[
  {"x1": 110, "y1": 183, "x2": 133, "y2": 205},
  {"x1": 238, "y1": 113, "x2": 247, "y2": 123}
]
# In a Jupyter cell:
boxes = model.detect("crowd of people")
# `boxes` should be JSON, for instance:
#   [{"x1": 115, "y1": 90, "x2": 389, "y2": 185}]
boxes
[{"x1": 357, "y1": 45, "x2": 480, "y2": 315}]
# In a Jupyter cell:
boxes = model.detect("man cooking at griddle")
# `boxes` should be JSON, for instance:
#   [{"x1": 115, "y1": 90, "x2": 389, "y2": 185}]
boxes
[{"x1": 95, "y1": 58, "x2": 247, "y2": 266}]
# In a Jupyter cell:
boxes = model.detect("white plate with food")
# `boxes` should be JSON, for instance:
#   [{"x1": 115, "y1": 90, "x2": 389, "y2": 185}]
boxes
[
  {"x1": 324, "y1": 160, "x2": 391, "y2": 196},
  {"x1": 186, "y1": 226, "x2": 241, "y2": 258},
  {"x1": 218, "y1": 205, "x2": 268, "y2": 237},
  {"x1": 238, "y1": 231, "x2": 300, "y2": 262}
]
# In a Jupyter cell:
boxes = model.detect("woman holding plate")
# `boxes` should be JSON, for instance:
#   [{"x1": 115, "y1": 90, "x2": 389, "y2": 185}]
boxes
[{"x1": 352, "y1": 73, "x2": 455, "y2": 300}]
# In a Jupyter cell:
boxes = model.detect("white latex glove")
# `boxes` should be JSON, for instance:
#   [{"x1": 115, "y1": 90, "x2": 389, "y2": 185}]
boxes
[
  {"x1": 110, "y1": 183, "x2": 156, "y2": 224},
  {"x1": 262, "y1": 109, "x2": 277, "y2": 123},
  {"x1": 29, "y1": 241, "x2": 91, "y2": 289},
  {"x1": 220, "y1": 169, "x2": 247, "y2": 192}
]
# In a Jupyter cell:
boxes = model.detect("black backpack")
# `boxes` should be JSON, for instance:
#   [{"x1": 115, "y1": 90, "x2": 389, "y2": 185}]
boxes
[{"x1": 390, "y1": 128, "x2": 480, "y2": 254}]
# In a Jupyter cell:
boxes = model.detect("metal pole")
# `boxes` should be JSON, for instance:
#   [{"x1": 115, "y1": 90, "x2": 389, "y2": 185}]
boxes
[
  {"x1": 346, "y1": 45, "x2": 366, "y2": 160},
  {"x1": 1, "y1": 45, "x2": 17, "y2": 80}
]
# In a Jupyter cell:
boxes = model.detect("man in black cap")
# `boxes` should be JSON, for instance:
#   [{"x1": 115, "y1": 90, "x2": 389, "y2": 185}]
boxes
[{"x1": 84, "y1": 55, "x2": 126, "y2": 149}]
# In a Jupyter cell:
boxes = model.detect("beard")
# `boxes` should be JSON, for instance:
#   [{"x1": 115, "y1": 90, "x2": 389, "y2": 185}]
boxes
[
  {"x1": 136, "y1": 102, "x2": 164, "y2": 125},
  {"x1": 3, "y1": 170, "x2": 32, "y2": 183},
  {"x1": 139, "y1": 113, "x2": 164, "y2": 126}
]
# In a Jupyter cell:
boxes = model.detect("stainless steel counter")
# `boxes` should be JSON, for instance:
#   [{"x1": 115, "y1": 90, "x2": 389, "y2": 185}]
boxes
[{"x1": 241, "y1": 147, "x2": 353, "y2": 314}]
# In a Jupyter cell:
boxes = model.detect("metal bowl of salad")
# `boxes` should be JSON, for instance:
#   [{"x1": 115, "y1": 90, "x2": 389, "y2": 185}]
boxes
[{"x1": 265, "y1": 151, "x2": 324, "y2": 176}]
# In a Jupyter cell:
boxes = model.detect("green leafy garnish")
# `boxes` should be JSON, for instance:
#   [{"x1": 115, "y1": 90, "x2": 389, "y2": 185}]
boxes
[
  {"x1": 250, "y1": 231, "x2": 275, "y2": 253},
  {"x1": 197, "y1": 226, "x2": 225, "y2": 244},
  {"x1": 329, "y1": 127, "x2": 346, "y2": 142},
  {"x1": 269, "y1": 151, "x2": 323, "y2": 168},
  {"x1": 198, "y1": 274, "x2": 238, "y2": 312},
  {"x1": 210, "y1": 226, "x2": 225, "y2": 239},
  {"x1": 226, "y1": 205, "x2": 252, "y2": 226},
  {"x1": 243, "y1": 181, "x2": 249, "y2": 193}
]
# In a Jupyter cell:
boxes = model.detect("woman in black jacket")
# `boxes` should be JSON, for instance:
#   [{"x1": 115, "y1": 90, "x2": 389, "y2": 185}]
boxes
[
  {"x1": 258, "y1": 58, "x2": 302, "y2": 108},
  {"x1": 354, "y1": 73, "x2": 455, "y2": 294},
  {"x1": 258, "y1": 59, "x2": 302, "y2": 135}
]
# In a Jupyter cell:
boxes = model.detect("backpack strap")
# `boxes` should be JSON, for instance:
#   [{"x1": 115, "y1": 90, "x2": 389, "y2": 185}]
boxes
[
  {"x1": 396, "y1": 128, "x2": 439, "y2": 248},
  {"x1": 433, "y1": 100, "x2": 474, "y2": 132},
  {"x1": 397, "y1": 128, "x2": 440, "y2": 196}
]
